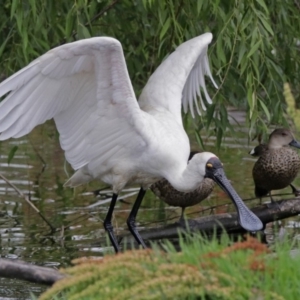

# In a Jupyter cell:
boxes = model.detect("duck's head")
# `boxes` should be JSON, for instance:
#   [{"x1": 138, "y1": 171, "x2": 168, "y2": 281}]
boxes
[
  {"x1": 191, "y1": 152, "x2": 263, "y2": 232},
  {"x1": 268, "y1": 128, "x2": 300, "y2": 149}
]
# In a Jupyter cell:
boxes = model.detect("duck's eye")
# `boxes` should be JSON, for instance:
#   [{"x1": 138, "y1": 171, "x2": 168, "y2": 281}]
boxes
[
  {"x1": 282, "y1": 132, "x2": 287, "y2": 136},
  {"x1": 206, "y1": 163, "x2": 213, "y2": 168}
]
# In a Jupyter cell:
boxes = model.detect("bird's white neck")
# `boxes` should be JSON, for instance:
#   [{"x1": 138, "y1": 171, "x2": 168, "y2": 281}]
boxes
[{"x1": 164, "y1": 157, "x2": 206, "y2": 193}]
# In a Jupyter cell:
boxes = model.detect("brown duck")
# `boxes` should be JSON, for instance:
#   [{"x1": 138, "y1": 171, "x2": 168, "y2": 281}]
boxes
[
  {"x1": 150, "y1": 152, "x2": 215, "y2": 219},
  {"x1": 252, "y1": 128, "x2": 300, "y2": 200}
]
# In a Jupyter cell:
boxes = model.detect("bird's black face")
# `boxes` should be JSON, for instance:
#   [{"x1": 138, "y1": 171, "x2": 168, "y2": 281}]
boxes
[
  {"x1": 204, "y1": 157, "x2": 223, "y2": 179},
  {"x1": 204, "y1": 157, "x2": 263, "y2": 232},
  {"x1": 204, "y1": 158, "x2": 234, "y2": 196}
]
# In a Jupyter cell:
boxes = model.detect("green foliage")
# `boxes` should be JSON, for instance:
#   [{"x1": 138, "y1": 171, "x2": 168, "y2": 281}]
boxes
[
  {"x1": 39, "y1": 234, "x2": 300, "y2": 299},
  {"x1": 1, "y1": 0, "x2": 300, "y2": 145},
  {"x1": 7, "y1": 145, "x2": 18, "y2": 164},
  {"x1": 285, "y1": 82, "x2": 300, "y2": 132}
]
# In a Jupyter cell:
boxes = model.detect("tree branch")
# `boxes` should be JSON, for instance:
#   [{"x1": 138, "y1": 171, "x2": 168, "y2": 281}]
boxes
[
  {"x1": 0, "y1": 173, "x2": 55, "y2": 232},
  {"x1": 88, "y1": 0, "x2": 120, "y2": 25}
]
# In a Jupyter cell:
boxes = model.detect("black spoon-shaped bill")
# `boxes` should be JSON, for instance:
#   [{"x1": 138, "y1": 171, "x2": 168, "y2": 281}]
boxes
[{"x1": 205, "y1": 158, "x2": 263, "y2": 232}]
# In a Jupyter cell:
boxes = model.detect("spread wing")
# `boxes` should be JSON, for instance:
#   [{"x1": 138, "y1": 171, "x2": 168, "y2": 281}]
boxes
[
  {"x1": 0, "y1": 37, "x2": 147, "y2": 171},
  {"x1": 138, "y1": 32, "x2": 217, "y2": 121}
]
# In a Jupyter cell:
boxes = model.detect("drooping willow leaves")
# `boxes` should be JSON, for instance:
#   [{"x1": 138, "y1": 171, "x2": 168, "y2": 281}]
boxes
[{"x1": 1, "y1": 0, "x2": 299, "y2": 146}]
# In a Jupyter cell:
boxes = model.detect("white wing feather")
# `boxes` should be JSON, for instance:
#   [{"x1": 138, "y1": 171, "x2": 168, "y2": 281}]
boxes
[
  {"x1": 182, "y1": 49, "x2": 218, "y2": 117},
  {"x1": 0, "y1": 37, "x2": 146, "y2": 171},
  {"x1": 138, "y1": 32, "x2": 217, "y2": 121},
  {"x1": 0, "y1": 33, "x2": 216, "y2": 188}
]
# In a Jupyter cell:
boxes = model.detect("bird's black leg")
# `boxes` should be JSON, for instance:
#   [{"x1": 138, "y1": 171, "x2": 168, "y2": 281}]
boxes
[
  {"x1": 179, "y1": 207, "x2": 186, "y2": 223},
  {"x1": 290, "y1": 184, "x2": 300, "y2": 196},
  {"x1": 127, "y1": 187, "x2": 147, "y2": 248},
  {"x1": 103, "y1": 193, "x2": 120, "y2": 253},
  {"x1": 269, "y1": 191, "x2": 275, "y2": 203}
]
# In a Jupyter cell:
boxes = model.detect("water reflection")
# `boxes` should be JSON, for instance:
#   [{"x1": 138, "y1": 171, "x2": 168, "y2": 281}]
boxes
[{"x1": 0, "y1": 120, "x2": 300, "y2": 298}]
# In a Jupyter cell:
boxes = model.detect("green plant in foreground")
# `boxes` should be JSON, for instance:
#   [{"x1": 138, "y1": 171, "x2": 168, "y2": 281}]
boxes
[{"x1": 39, "y1": 233, "x2": 300, "y2": 300}]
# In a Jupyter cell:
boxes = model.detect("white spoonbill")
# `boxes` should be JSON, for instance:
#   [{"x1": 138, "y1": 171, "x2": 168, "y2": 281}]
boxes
[{"x1": 0, "y1": 33, "x2": 263, "y2": 252}]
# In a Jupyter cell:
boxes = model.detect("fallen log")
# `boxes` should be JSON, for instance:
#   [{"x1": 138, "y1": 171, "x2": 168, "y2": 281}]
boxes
[
  {"x1": 0, "y1": 259, "x2": 66, "y2": 285},
  {"x1": 124, "y1": 197, "x2": 300, "y2": 242}
]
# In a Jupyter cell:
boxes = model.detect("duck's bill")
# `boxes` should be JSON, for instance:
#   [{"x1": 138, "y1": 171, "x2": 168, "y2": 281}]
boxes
[
  {"x1": 206, "y1": 163, "x2": 263, "y2": 232},
  {"x1": 289, "y1": 139, "x2": 300, "y2": 149}
]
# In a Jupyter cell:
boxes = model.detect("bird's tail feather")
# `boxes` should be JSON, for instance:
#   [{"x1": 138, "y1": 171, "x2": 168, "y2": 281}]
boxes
[{"x1": 64, "y1": 167, "x2": 93, "y2": 187}]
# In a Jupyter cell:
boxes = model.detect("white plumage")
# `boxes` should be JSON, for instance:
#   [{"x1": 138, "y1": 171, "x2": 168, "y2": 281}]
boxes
[
  {"x1": 0, "y1": 33, "x2": 262, "y2": 252},
  {"x1": 0, "y1": 34, "x2": 216, "y2": 192}
]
